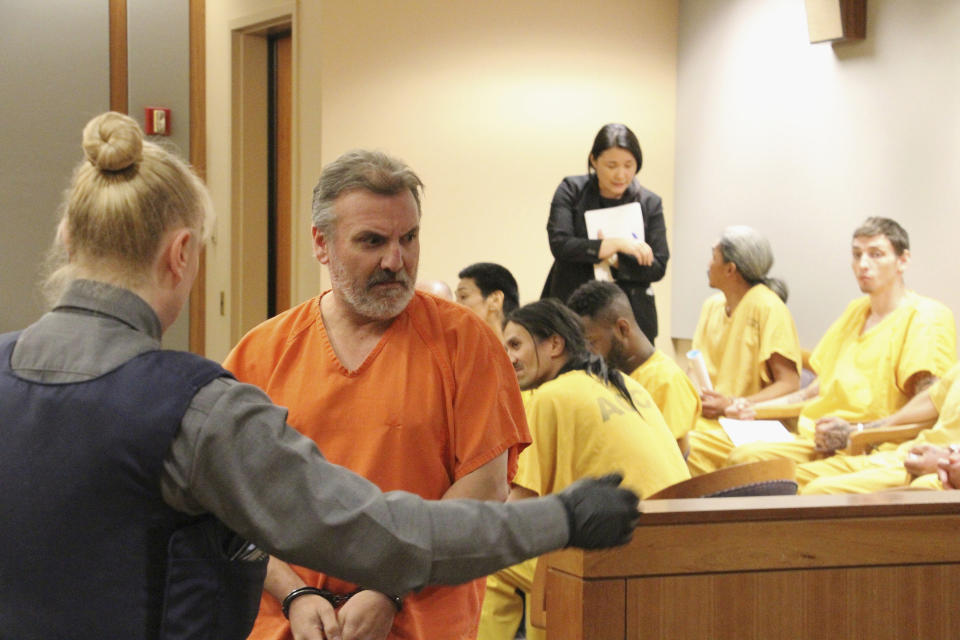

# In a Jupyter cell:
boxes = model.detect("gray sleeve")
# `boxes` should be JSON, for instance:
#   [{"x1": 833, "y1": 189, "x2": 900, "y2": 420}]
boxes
[{"x1": 161, "y1": 378, "x2": 570, "y2": 596}]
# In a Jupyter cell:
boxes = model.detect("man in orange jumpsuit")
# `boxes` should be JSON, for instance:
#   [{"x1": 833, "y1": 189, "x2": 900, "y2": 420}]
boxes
[{"x1": 225, "y1": 150, "x2": 529, "y2": 640}]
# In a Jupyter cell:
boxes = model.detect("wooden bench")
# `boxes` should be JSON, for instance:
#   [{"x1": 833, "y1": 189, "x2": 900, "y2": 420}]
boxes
[{"x1": 537, "y1": 491, "x2": 960, "y2": 639}]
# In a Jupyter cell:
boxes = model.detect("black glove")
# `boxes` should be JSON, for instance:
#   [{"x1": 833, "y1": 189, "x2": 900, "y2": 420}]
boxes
[{"x1": 556, "y1": 473, "x2": 640, "y2": 550}]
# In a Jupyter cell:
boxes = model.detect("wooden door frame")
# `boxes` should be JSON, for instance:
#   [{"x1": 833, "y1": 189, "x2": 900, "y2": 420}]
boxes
[
  {"x1": 109, "y1": 0, "x2": 127, "y2": 113},
  {"x1": 188, "y1": 0, "x2": 206, "y2": 354},
  {"x1": 268, "y1": 31, "x2": 293, "y2": 317},
  {"x1": 109, "y1": 0, "x2": 208, "y2": 354},
  {"x1": 230, "y1": 15, "x2": 293, "y2": 345}
]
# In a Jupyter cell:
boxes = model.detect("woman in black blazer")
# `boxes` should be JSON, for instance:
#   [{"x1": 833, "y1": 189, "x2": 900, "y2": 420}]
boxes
[{"x1": 541, "y1": 123, "x2": 669, "y2": 342}]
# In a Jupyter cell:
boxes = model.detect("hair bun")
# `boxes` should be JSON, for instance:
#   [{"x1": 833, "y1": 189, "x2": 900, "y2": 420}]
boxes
[{"x1": 82, "y1": 111, "x2": 144, "y2": 172}]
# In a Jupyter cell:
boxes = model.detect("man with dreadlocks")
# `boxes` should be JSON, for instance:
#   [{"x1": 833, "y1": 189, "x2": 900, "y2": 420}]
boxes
[{"x1": 478, "y1": 298, "x2": 689, "y2": 640}]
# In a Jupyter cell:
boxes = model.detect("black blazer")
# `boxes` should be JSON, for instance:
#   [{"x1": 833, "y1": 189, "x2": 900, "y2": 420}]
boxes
[{"x1": 541, "y1": 174, "x2": 669, "y2": 341}]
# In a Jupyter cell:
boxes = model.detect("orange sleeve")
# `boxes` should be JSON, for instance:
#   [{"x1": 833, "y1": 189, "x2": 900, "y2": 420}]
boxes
[
  {"x1": 441, "y1": 305, "x2": 531, "y2": 483},
  {"x1": 222, "y1": 298, "x2": 316, "y2": 392},
  {"x1": 222, "y1": 332, "x2": 268, "y2": 387}
]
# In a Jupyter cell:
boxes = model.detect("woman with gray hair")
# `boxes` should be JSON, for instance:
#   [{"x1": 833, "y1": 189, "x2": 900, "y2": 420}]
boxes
[
  {"x1": 684, "y1": 226, "x2": 804, "y2": 475},
  {"x1": 716, "y1": 225, "x2": 788, "y2": 302}
]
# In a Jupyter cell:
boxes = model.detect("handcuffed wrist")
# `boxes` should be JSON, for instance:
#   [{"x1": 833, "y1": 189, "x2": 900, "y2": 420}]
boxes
[
  {"x1": 358, "y1": 588, "x2": 404, "y2": 612},
  {"x1": 385, "y1": 592, "x2": 404, "y2": 612},
  {"x1": 281, "y1": 586, "x2": 326, "y2": 619}
]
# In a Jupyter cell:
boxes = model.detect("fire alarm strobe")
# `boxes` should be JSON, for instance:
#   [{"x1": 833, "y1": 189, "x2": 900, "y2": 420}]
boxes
[{"x1": 144, "y1": 107, "x2": 172, "y2": 136}]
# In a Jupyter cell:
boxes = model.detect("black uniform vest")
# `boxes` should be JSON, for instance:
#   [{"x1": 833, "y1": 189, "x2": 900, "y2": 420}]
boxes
[{"x1": 0, "y1": 331, "x2": 266, "y2": 639}]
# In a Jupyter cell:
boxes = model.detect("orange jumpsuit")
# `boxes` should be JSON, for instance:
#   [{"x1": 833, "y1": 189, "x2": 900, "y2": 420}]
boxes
[{"x1": 225, "y1": 291, "x2": 530, "y2": 640}]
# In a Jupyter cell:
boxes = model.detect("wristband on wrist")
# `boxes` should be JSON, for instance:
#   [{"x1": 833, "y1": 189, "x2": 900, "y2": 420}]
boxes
[
  {"x1": 281, "y1": 586, "x2": 326, "y2": 619},
  {"x1": 358, "y1": 588, "x2": 403, "y2": 612},
  {"x1": 386, "y1": 593, "x2": 403, "y2": 611}
]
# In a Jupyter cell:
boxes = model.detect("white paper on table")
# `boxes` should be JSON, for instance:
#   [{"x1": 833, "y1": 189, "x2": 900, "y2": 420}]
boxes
[
  {"x1": 585, "y1": 202, "x2": 644, "y2": 281},
  {"x1": 719, "y1": 418, "x2": 794, "y2": 448}
]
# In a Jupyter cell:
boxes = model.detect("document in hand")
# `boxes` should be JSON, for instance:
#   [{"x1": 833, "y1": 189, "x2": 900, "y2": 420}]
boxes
[
  {"x1": 584, "y1": 201, "x2": 644, "y2": 282},
  {"x1": 719, "y1": 418, "x2": 794, "y2": 448},
  {"x1": 686, "y1": 349, "x2": 713, "y2": 392}
]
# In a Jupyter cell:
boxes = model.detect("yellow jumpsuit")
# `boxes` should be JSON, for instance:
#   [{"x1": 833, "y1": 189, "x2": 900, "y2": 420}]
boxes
[
  {"x1": 629, "y1": 350, "x2": 701, "y2": 441},
  {"x1": 799, "y1": 362, "x2": 960, "y2": 493},
  {"x1": 729, "y1": 293, "x2": 956, "y2": 467},
  {"x1": 685, "y1": 284, "x2": 803, "y2": 474},
  {"x1": 478, "y1": 371, "x2": 689, "y2": 640}
]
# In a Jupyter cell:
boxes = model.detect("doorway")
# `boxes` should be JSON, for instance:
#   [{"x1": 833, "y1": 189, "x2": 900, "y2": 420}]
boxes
[
  {"x1": 231, "y1": 20, "x2": 292, "y2": 344},
  {"x1": 268, "y1": 31, "x2": 292, "y2": 318}
]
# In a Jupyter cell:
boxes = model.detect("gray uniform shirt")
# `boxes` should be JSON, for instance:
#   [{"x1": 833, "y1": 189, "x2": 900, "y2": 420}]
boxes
[{"x1": 9, "y1": 279, "x2": 569, "y2": 596}]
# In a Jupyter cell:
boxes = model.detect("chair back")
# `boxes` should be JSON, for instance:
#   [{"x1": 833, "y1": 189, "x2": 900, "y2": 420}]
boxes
[
  {"x1": 648, "y1": 459, "x2": 797, "y2": 500},
  {"x1": 844, "y1": 420, "x2": 937, "y2": 456}
]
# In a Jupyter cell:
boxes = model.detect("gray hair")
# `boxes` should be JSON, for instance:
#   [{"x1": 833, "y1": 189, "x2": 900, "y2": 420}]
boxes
[
  {"x1": 718, "y1": 225, "x2": 788, "y2": 301},
  {"x1": 311, "y1": 149, "x2": 424, "y2": 236}
]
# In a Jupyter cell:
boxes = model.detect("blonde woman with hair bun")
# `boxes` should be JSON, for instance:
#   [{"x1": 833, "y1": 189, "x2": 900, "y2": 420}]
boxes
[
  {"x1": 45, "y1": 110, "x2": 212, "y2": 311},
  {"x1": 0, "y1": 113, "x2": 641, "y2": 639}
]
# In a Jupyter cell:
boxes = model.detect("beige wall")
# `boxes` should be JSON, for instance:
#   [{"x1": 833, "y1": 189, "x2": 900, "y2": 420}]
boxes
[
  {"x1": 205, "y1": 0, "x2": 679, "y2": 361},
  {"x1": 673, "y1": 0, "x2": 960, "y2": 348},
  {"x1": 0, "y1": 2, "x2": 195, "y2": 350},
  {"x1": 0, "y1": 2, "x2": 109, "y2": 332},
  {"x1": 128, "y1": 0, "x2": 193, "y2": 351}
]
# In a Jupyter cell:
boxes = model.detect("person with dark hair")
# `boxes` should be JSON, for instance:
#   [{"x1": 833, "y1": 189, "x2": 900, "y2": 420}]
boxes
[
  {"x1": 541, "y1": 123, "x2": 668, "y2": 343},
  {"x1": 456, "y1": 262, "x2": 519, "y2": 340},
  {"x1": 567, "y1": 280, "x2": 700, "y2": 455},
  {"x1": 0, "y1": 114, "x2": 642, "y2": 640},
  {"x1": 478, "y1": 298, "x2": 688, "y2": 640},
  {"x1": 726, "y1": 217, "x2": 956, "y2": 470},
  {"x1": 683, "y1": 226, "x2": 803, "y2": 474}
]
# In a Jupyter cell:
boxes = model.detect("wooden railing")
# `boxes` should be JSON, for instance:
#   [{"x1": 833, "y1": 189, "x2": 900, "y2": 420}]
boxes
[{"x1": 537, "y1": 492, "x2": 960, "y2": 639}]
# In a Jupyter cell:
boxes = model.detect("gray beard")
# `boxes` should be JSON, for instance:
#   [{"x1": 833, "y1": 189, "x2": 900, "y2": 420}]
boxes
[{"x1": 328, "y1": 257, "x2": 415, "y2": 321}]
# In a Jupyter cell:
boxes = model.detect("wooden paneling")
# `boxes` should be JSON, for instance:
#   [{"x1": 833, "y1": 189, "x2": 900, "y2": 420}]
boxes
[
  {"x1": 625, "y1": 565, "x2": 958, "y2": 639},
  {"x1": 188, "y1": 0, "x2": 205, "y2": 355},
  {"x1": 571, "y1": 513, "x2": 960, "y2": 578},
  {"x1": 543, "y1": 492, "x2": 960, "y2": 639},
  {"x1": 108, "y1": 0, "x2": 127, "y2": 113},
  {"x1": 549, "y1": 492, "x2": 960, "y2": 579},
  {"x1": 545, "y1": 570, "x2": 624, "y2": 640},
  {"x1": 272, "y1": 32, "x2": 292, "y2": 315}
]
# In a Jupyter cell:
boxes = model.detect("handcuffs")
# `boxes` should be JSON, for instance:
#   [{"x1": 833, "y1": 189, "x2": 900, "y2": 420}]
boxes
[{"x1": 282, "y1": 586, "x2": 402, "y2": 619}]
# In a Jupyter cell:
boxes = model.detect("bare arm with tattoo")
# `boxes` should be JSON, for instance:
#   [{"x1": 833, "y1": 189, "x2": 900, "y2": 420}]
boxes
[{"x1": 814, "y1": 385, "x2": 940, "y2": 453}]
